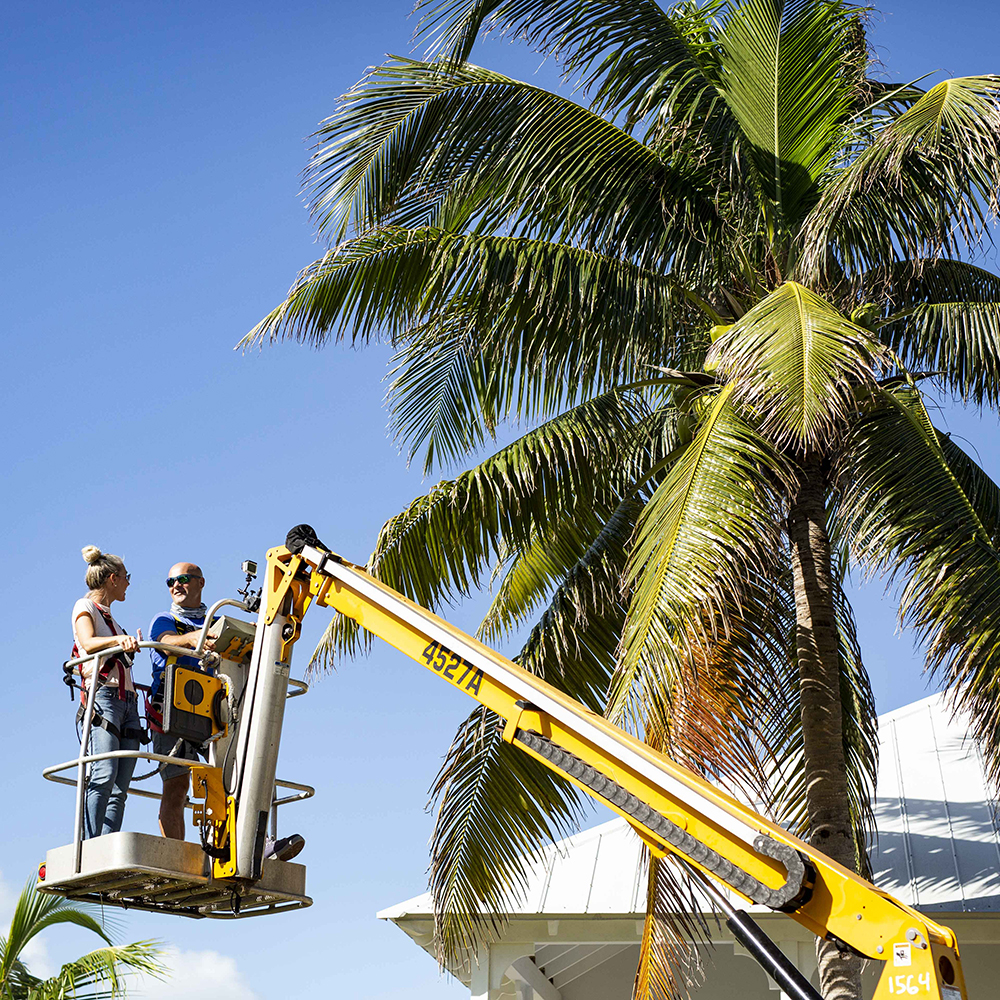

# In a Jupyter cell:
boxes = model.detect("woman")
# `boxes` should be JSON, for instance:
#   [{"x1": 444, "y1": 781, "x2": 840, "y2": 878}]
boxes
[{"x1": 72, "y1": 545, "x2": 142, "y2": 839}]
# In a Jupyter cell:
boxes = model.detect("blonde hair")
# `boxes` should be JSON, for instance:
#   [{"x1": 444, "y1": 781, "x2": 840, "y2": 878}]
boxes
[{"x1": 82, "y1": 546, "x2": 126, "y2": 591}]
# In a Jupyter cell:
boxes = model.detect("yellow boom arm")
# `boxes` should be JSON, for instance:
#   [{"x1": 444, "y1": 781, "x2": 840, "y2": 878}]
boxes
[{"x1": 270, "y1": 531, "x2": 969, "y2": 1000}]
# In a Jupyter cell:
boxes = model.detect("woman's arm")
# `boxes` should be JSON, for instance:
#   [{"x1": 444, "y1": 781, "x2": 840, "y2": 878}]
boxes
[{"x1": 74, "y1": 610, "x2": 140, "y2": 655}]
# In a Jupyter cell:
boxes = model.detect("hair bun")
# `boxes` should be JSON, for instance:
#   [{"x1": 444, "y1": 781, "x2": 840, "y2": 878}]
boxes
[{"x1": 81, "y1": 545, "x2": 103, "y2": 564}]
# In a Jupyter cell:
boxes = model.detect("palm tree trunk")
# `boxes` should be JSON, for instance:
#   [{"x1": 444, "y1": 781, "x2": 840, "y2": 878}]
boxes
[{"x1": 788, "y1": 460, "x2": 863, "y2": 1000}]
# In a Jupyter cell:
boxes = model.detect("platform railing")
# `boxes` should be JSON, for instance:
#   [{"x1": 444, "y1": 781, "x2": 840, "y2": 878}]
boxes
[
  {"x1": 270, "y1": 779, "x2": 314, "y2": 839},
  {"x1": 50, "y1": 627, "x2": 313, "y2": 876}
]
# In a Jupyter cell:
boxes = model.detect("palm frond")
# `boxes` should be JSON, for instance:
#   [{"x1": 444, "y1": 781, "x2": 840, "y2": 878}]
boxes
[
  {"x1": 2, "y1": 957, "x2": 41, "y2": 1000},
  {"x1": 716, "y1": 0, "x2": 859, "y2": 231},
  {"x1": 633, "y1": 852, "x2": 710, "y2": 1000},
  {"x1": 1, "y1": 882, "x2": 163, "y2": 1000},
  {"x1": 578, "y1": 0, "x2": 728, "y2": 128},
  {"x1": 374, "y1": 393, "x2": 638, "y2": 603},
  {"x1": 482, "y1": 505, "x2": 613, "y2": 644},
  {"x1": 1, "y1": 883, "x2": 112, "y2": 989},
  {"x1": 303, "y1": 58, "x2": 721, "y2": 269},
  {"x1": 412, "y1": 0, "x2": 515, "y2": 64},
  {"x1": 713, "y1": 281, "x2": 885, "y2": 452},
  {"x1": 308, "y1": 392, "x2": 638, "y2": 672},
  {"x1": 481, "y1": 379, "x2": 691, "y2": 628},
  {"x1": 505, "y1": 500, "x2": 641, "y2": 708},
  {"x1": 29, "y1": 942, "x2": 165, "y2": 1000},
  {"x1": 413, "y1": 0, "x2": 722, "y2": 132},
  {"x1": 648, "y1": 569, "x2": 801, "y2": 810},
  {"x1": 864, "y1": 261, "x2": 1000, "y2": 406},
  {"x1": 855, "y1": 257, "x2": 1000, "y2": 309},
  {"x1": 859, "y1": 79, "x2": 927, "y2": 116},
  {"x1": 614, "y1": 385, "x2": 795, "y2": 733},
  {"x1": 939, "y1": 433, "x2": 1000, "y2": 547},
  {"x1": 837, "y1": 385, "x2": 1000, "y2": 785},
  {"x1": 243, "y1": 228, "x2": 696, "y2": 432},
  {"x1": 800, "y1": 76, "x2": 1000, "y2": 279},
  {"x1": 308, "y1": 608, "x2": 371, "y2": 676},
  {"x1": 386, "y1": 315, "x2": 497, "y2": 475},
  {"x1": 630, "y1": 620, "x2": 813, "y2": 1000},
  {"x1": 428, "y1": 705, "x2": 589, "y2": 968},
  {"x1": 887, "y1": 303, "x2": 1000, "y2": 403}
]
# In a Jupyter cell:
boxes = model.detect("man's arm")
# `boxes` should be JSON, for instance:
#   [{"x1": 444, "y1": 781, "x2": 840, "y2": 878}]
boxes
[
  {"x1": 151, "y1": 617, "x2": 215, "y2": 651},
  {"x1": 154, "y1": 630, "x2": 214, "y2": 650}
]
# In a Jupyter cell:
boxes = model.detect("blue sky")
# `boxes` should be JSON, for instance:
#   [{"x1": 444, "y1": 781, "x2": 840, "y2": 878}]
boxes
[{"x1": 2, "y1": 2, "x2": 999, "y2": 997}]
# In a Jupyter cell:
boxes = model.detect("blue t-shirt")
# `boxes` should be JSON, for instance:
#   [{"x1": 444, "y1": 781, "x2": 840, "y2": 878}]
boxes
[{"x1": 149, "y1": 610, "x2": 209, "y2": 698}]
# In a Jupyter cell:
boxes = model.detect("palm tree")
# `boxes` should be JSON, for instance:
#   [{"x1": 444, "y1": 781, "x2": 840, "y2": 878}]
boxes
[
  {"x1": 0, "y1": 878, "x2": 165, "y2": 999},
  {"x1": 244, "y1": 2, "x2": 1000, "y2": 996}
]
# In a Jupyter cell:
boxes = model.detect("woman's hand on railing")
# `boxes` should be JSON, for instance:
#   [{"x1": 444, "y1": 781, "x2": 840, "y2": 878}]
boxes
[{"x1": 119, "y1": 633, "x2": 141, "y2": 654}]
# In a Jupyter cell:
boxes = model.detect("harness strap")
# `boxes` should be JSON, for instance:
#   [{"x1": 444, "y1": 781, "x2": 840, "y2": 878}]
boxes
[
  {"x1": 145, "y1": 693, "x2": 164, "y2": 734},
  {"x1": 95, "y1": 605, "x2": 133, "y2": 702},
  {"x1": 76, "y1": 703, "x2": 149, "y2": 745},
  {"x1": 75, "y1": 604, "x2": 134, "y2": 704},
  {"x1": 150, "y1": 614, "x2": 200, "y2": 701}
]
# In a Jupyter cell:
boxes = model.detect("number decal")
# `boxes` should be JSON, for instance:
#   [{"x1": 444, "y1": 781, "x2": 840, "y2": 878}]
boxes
[
  {"x1": 418, "y1": 640, "x2": 485, "y2": 696},
  {"x1": 888, "y1": 975, "x2": 929, "y2": 995},
  {"x1": 442, "y1": 652, "x2": 461, "y2": 680}
]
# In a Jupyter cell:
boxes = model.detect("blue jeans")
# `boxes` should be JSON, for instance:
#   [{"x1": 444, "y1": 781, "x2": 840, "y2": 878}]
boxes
[{"x1": 84, "y1": 687, "x2": 141, "y2": 839}]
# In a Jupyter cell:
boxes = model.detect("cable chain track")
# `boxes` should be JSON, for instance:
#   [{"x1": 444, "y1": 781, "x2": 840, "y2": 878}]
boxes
[{"x1": 514, "y1": 729, "x2": 812, "y2": 911}]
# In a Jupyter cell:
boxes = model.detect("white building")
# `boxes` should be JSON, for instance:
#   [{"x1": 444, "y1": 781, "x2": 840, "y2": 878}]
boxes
[{"x1": 380, "y1": 694, "x2": 1000, "y2": 998}]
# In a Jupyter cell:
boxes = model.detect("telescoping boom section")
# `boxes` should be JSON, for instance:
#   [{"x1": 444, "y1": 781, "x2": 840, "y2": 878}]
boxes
[{"x1": 269, "y1": 526, "x2": 968, "y2": 1000}]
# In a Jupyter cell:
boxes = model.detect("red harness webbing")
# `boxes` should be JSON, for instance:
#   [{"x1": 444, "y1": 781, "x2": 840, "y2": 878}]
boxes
[{"x1": 74, "y1": 604, "x2": 132, "y2": 703}]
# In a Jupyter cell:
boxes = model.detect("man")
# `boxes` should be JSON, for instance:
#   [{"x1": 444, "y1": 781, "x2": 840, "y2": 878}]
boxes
[
  {"x1": 148, "y1": 563, "x2": 216, "y2": 840},
  {"x1": 149, "y1": 562, "x2": 304, "y2": 861}
]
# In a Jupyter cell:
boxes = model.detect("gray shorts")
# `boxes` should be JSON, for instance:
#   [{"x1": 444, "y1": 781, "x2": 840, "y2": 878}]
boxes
[{"x1": 151, "y1": 730, "x2": 205, "y2": 782}]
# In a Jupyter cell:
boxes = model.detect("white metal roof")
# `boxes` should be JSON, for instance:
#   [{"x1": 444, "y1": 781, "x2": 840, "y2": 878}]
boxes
[
  {"x1": 872, "y1": 693, "x2": 1000, "y2": 911},
  {"x1": 379, "y1": 691, "x2": 1000, "y2": 922}
]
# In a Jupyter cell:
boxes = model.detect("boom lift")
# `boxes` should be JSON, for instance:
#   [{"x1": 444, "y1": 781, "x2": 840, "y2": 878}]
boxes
[{"x1": 41, "y1": 526, "x2": 971, "y2": 999}]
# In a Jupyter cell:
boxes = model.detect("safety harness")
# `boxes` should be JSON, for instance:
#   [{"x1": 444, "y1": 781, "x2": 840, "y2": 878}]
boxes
[
  {"x1": 72, "y1": 604, "x2": 134, "y2": 702},
  {"x1": 147, "y1": 613, "x2": 213, "y2": 735}
]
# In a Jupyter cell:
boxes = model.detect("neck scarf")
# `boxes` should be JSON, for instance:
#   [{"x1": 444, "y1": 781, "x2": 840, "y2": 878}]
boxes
[{"x1": 171, "y1": 602, "x2": 207, "y2": 621}]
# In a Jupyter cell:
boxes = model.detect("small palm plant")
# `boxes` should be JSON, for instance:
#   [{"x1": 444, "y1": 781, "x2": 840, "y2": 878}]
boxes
[{"x1": 0, "y1": 878, "x2": 165, "y2": 999}]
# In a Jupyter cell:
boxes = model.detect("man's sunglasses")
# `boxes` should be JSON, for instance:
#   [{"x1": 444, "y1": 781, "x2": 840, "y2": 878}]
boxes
[{"x1": 166, "y1": 574, "x2": 201, "y2": 587}]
